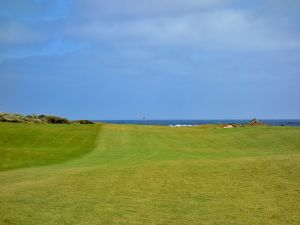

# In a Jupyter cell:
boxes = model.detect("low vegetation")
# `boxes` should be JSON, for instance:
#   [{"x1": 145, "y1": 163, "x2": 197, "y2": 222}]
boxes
[
  {"x1": 223, "y1": 118, "x2": 267, "y2": 128},
  {"x1": 0, "y1": 122, "x2": 299, "y2": 224},
  {"x1": 0, "y1": 112, "x2": 94, "y2": 124},
  {"x1": 72, "y1": 119, "x2": 95, "y2": 124}
]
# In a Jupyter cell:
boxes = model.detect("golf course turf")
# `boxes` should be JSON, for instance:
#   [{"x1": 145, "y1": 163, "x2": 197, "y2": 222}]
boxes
[{"x1": 0, "y1": 122, "x2": 299, "y2": 225}]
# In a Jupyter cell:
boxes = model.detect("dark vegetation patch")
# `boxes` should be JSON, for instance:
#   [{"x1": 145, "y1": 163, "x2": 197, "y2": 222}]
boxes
[
  {"x1": 72, "y1": 120, "x2": 95, "y2": 124},
  {"x1": 0, "y1": 112, "x2": 94, "y2": 124},
  {"x1": 223, "y1": 118, "x2": 268, "y2": 128}
]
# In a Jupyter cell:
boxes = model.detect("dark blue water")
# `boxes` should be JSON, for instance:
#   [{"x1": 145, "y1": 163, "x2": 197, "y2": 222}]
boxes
[{"x1": 96, "y1": 119, "x2": 300, "y2": 127}]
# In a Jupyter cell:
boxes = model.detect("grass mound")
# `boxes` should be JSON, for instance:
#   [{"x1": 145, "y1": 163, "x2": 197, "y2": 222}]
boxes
[{"x1": 0, "y1": 123, "x2": 100, "y2": 171}]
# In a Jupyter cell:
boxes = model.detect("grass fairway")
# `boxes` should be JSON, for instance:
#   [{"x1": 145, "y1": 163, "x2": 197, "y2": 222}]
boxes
[{"x1": 0, "y1": 123, "x2": 300, "y2": 225}]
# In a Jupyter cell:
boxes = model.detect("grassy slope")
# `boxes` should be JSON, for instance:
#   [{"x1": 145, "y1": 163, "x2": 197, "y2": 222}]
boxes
[
  {"x1": 0, "y1": 123, "x2": 101, "y2": 171},
  {"x1": 0, "y1": 123, "x2": 300, "y2": 225}
]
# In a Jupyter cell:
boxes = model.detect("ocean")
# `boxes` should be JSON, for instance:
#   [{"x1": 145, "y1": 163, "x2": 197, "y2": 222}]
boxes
[{"x1": 96, "y1": 119, "x2": 300, "y2": 127}]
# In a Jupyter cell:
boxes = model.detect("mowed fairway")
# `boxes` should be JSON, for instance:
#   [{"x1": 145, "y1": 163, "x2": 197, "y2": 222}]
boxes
[{"x1": 0, "y1": 123, "x2": 300, "y2": 225}]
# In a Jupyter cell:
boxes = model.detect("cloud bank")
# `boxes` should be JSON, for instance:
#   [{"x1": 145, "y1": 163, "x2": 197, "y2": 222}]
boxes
[
  {"x1": 0, "y1": 0, "x2": 299, "y2": 119},
  {"x1": 67, "y1": 9, "x2": 300, "y2": 51},
  {"x1": 1, "y1": 0, "x2": 300, "y2": 59}
]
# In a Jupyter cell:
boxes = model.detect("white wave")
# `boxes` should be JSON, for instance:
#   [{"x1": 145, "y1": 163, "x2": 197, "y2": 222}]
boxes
[{"x1": 169, "y1": 124, "x2": 195, "y2": 127}]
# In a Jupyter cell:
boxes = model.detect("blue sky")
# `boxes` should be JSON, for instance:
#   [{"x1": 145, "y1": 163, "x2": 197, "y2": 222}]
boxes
[{"x1": 0, "y1": 0, "x2": 300, "y2": 119}]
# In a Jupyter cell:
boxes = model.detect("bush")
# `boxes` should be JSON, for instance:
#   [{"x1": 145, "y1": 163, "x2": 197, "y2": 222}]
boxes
[
  {"x1": 246, "y1": 118, "x2": 267, "y2": 126},
  {"x1": 0, "y1": 113, "x2": 96, "y2": 125},
  {"x1": 45, "y1": 115, "x2": 70, "y2": 124},
  {"x1": 73, "y1": 120, "x2": 94, "y2": 124},
  {"x1": 0, "y1": 113, "x2": 70, "y2": 124}
]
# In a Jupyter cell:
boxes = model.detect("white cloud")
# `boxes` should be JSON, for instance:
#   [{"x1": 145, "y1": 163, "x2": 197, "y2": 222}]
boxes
[
  {"x1": 66, "y1": 10, "x2": 300, "y2": 51},
  {"x1": 73, "y1": 0, "x2": 230, "y2": 17}
]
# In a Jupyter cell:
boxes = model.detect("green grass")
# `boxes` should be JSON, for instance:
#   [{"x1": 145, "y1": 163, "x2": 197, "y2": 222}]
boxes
[
  {"x1": 0, "y1": 123, "x2": 300, "y2": 225},
  {"x1": 0, "y1": 123, "x2": 101, "y2": 171}
]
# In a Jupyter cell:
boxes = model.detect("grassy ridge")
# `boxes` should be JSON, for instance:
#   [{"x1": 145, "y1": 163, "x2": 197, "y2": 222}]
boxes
[
  {"x1": 0, "y1": 123, "x2": 300, "y2": 224},
  {"x1": 0, "y1": 123, "x2": 101, "y2": 171},
  {"x1": 86, "y1": 125, "x2": 300, "y2": 165}
]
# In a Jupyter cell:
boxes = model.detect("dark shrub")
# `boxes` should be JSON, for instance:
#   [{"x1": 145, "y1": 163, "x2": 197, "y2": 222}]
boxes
[
  {"x1": 46, "y1": 116, "x2": 70, "y2": 124},
  {"x1": 246, "y1": 118, "x2": 267, "y2": 126},
  {"x1": 73, "y1": 120, "x2": 94, "y2": 124}
]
